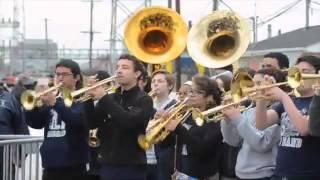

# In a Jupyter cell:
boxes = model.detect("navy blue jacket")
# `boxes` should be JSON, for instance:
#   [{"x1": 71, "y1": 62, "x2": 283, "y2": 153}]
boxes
[
  {"x1": 25, "y1": 98, "x2": 89, "y2": 168},
  {"x1": 0, "y1": 90, "x2": 29, "y2": 135},
  {"x1": 0, "y1": 90, "x2": 29, "y2": 178}
]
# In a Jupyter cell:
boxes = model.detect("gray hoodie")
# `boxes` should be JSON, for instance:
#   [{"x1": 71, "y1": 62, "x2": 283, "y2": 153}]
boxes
[{"x1": 221, "y1": 107, "x2": 280, "y2": 179}]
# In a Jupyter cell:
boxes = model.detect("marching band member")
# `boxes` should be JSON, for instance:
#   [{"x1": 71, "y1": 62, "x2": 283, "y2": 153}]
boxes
[
  {"x1": 148, "y1": 70, "x2": 177, "y2": 180},
  {"x1": 261, "y1": 52, "x2": 289, "y2": 70},
  {"x1": 178, "y1": 81, "x2": 192, "y2": 102},
  {"x1": 165, "y1": 76, "x2": 223, "y2": 180},
  {"x1": 309, "y1": 76, "x2": 320, "y2": 137},
  {"x1": 24, "y1": 59, "x2": 90, "y2": 180},
  {"x1": 221, "y1": 68, "x2": 286, "y2": 180},
  {"x1": 255, "y1": 55, "x2": 320, "y2": 180},
  {"x1": 85, "y1": 54, "x2": 153, "y2": 180}
]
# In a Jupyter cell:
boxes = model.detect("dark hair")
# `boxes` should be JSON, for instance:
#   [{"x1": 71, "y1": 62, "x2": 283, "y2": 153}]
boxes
[
  {"x1": 118, "y1": 54, "x2": 146, "y2": 79},
  {"x1": 151, "y1": 70, "x2": 175, "y2": 92},
  {"x1": 296, "y1": 55, "x2": 320, "y2": 72},
  {"x1": 95, "y1": 70, "x2": 110, "y2": 81},
  {"x1": 56, "y1": 59, "x2": 83, "y2": 89},
  {"x1": 192, "y1": 75, "x2": 222, "y2": 107},
  {"x1": 264, "y1": 52, "x2": 289, "y2": 69}
]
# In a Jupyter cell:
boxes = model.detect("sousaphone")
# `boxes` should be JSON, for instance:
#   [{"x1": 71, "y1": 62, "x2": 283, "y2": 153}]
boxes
[
  {"x1": 187, "y1": 10, "x2": 250, "y2": 68},
  {"x1": 124, "y1": 6, "x2": 188, "y2": 64}
]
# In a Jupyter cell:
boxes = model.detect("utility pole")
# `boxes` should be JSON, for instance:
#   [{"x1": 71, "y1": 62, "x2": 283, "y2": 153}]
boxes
[
  {"x1": 174, "y1": 0, "x2": 182, "y2": 89},
  {"x1": 306, "y1": 0, "x2": 311, "y2": 29},
  {"x1": 44, "y1": 18, "x2": 49, "y2": 72},
  {"x1": 213, "y1": 0, "x2": 218, "y2": 11},
  {"x1": 81, "y1": 0, "x2": 100, "y2": 71},
  {"x1": 250, "y1": 16, "x2": 258, "y2": 43}
]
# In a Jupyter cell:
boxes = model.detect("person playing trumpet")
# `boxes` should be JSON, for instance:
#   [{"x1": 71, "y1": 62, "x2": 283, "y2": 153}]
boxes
[
  {"x1": 84, "y1": 54, "x2": 154, "y2": 180},
  {"x1": 24, "y1": 59, "x2": 90, "y2": 180},
  {"x1": 255, "y1": 55, "x2": 320, "y2": 180},
  {"x1": 221, "y1": 68, "x2": 287, "y2": 180},
  {"x1": 164, "y1": 76, "x2": 223, "y2": 180}
]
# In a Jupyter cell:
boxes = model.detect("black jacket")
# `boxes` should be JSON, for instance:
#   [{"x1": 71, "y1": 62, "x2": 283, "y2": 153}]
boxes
[
  {"x1": 175, "y1": 116, "x2": 223, "y2": 179},
  {"x1": 85, "y1": 86, "x2": 153, "y2": 166},
  {"x1": 309, "y1": 95, "x2": 320, "y2": 136}
]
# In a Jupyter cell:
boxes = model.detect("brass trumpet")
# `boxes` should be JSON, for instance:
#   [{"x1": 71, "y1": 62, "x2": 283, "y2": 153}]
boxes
[
  {"x1": 63, "y1": 76, "x2": 116, "y2": 107},
  {"x1": 138, "y1": 98, "x2": 192, "y2": 150},
  {"x1": 21, "y1": 83, "x2": 63, "y2": 110},
  {"x1": 192, "y1": 96, "x2": 253, "y2": 126}
]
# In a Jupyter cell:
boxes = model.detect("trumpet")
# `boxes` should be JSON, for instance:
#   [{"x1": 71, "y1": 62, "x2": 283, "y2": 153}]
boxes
[
  {"x1": 148, "y1": 90, "x2": 156, "y2": 98},
  {"x1": 75, "y1": 86, "x2": 116, "y2": 103},
  {"x1": 21, "y1": 83, "x2": 63, "y2": 110},
  {"x1": 63, "y1": 76, "x2": 116, "y2": 107},
  {"x1": 229, "y1": 68, "x2": 309, "y2": 101},
  {"x1": 88, "y1": 128, "x2": 100, "y2": 148},
  {"x1": 138, "y1": 98, "x2": 192, "y2": 150},
  {"x1": 192, "y1": 97, "x2": 253, "y2": 126}
]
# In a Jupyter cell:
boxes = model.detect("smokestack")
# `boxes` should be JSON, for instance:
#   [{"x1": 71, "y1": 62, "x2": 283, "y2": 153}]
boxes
[{"x1": 278, "y1": 29, "x2": 282, "y2": 36}]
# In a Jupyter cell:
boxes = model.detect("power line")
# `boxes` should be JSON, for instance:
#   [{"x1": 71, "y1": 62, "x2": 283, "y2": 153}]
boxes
[
  {"x1": 258, "y1": 0, "x2": 302, "y2": 26},
  {"x1": 311, "y1": 0, "x2": 320, "y2": 6},
  {"x1": 218, "y1": 0, "x2": 234, "y2": 12}
]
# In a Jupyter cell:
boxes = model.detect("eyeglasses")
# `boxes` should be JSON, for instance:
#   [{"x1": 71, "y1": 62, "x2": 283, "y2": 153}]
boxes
[
  {"x1": 55, "y1": 72, "x2": 73, "y2": 77},
  {"x1": 189, "y1": 89, "x2": 205, "y2": 96}
]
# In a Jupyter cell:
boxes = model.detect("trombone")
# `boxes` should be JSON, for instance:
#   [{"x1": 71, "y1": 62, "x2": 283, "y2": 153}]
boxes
[
  {"x1": 20, "y1": 83, "x2": 63, "y2": 110},
  {"x1": 138, "y1": 98, "x2": 192, "y2": 150},
  {"x1": 63, "y1": 76, "x2": 116, "y2": 107}
]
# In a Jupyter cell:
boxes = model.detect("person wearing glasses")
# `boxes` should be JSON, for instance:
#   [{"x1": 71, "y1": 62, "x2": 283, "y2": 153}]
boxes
[
  {"x1": 24, "y1": 59, "x2": 90, "y2": 180},
  {"x1": 165, "y1": 76, "x2": 223, "y2": 180},
  {"x1": 255, "y1": 56, "x2": 320, "y2": 180}
]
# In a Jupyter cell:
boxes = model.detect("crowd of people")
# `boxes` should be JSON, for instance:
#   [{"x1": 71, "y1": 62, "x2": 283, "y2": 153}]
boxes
[{"x1": 1, "y1": 52, "x2": 320, "y2": 180}]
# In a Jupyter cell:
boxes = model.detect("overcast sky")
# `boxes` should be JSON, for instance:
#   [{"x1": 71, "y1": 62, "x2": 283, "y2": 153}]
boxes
[{"x1": 1, "y1": 0, "x2": 320, "y2": 49}]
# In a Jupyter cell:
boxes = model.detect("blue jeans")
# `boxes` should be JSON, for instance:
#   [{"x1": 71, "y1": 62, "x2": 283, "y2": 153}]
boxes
[{"x1": 100, "y1": 165, "x2": 146, "y2": 180}]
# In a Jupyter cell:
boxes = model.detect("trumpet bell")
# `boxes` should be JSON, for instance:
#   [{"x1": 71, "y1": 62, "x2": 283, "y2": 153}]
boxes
[
  {"x1": 138, "y1": 135, "x2": 151, "y2": 150},
  {"x1": 230, "y1": 72, "x2": 254, "y2": 101},
  {"x1": 20, "y1": 90, "x2": 37, "y2": 111},
  {"x1": 124, "y1": 6, "x2": 188, "y2": 64},
  {"x1": 187, "y1": 10, "x2": 250, "y2": 68},
  {"x1": 287, "y1": 67, "x2": 302, "y2": 89}
]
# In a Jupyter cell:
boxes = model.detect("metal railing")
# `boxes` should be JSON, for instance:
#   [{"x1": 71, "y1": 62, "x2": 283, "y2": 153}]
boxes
[{"x1": 0, "y1": 135, "x2": 43, "y2": 180}]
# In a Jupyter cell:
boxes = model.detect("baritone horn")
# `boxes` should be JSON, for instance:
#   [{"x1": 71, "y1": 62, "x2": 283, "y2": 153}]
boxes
[
  {"x1": 138, "y1": 98, "x2": 191, "y2": 150},
  {"x1": 124, "y1": 6, "x2": 188, "y2": 64},
  {"x1": 21, "y1": 83, "x2": 63, "y2": 111},
  {"x1": 63, "y1": 76, "x2": 116, "y2": 107},
  {"x1": 187, "y1": 10, "x2": 250, "y2": 68}
]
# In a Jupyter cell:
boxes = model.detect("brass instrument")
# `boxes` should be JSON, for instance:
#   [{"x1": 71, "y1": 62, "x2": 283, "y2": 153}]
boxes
[
  {"x1": 192, "y1": 97, "x2": 253, "y2": 126},
  {"x1": 76, "y1": 85, "x2": 116, "y2": 103},
  {"x1": 21, "y1": 83, "x2": 62, "y2": 110},
  {"x1": 187, "y1": 10, "x2": 250, "y2": 68},
  {"x1": 138, "y1": 98, "x2": 192, "y2": 150},
  {"x1": 229, "y1": 68, "x2": 309, "y2": 102},
  {"x1": 63, "y1": 76, "x2": 116, "y2": 107},
  {"x1": 124, "y1": 6, "x2": 188, "y2": 64},
  {"x1": 88, "y1": 128, "x2": 100, "y2": 148},
  {"x1": 148, "y1": 90, "x2": 157, "y2": 98}
]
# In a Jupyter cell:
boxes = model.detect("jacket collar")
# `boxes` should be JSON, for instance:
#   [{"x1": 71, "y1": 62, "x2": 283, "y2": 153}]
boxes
[{"x1": 116, "y1": 85, "x2": 141, "y2": 96}]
